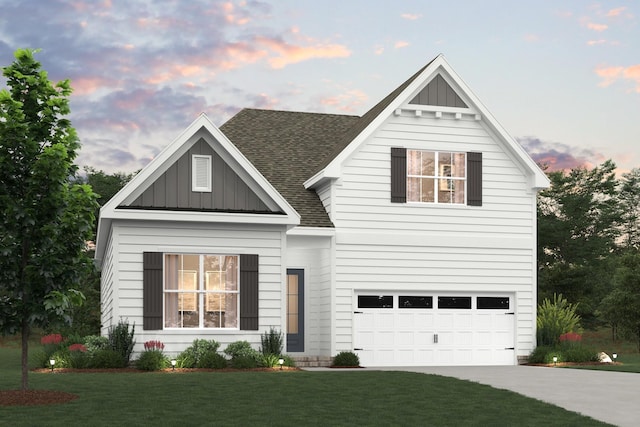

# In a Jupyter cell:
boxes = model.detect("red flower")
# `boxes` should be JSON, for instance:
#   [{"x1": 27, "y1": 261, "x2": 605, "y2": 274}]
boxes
[
  {"x1": 143, "y1": 340, "x2": 165, "y2": 351},
  {"x1": 41, "y1": 334, "x2": 64, "y2": 345},
  {"x1": 68, "y1": 343, "x2": 88, "y2": 352},
  {"x1": 559, "y1": 332, "x2": 582, "y2": 343}
]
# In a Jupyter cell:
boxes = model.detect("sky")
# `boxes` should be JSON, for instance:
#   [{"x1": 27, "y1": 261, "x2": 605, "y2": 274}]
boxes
[{"x1": 0, "y1": 0, "x2": 638, "y2": 175}]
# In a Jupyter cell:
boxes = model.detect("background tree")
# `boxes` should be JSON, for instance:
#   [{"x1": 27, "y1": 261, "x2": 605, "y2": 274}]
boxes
[
  {"x1": 537, "y1": 160, "x2": 622, "y2": 324},
  {"x1": 618, "y1": 168, "x2": 640, "y2": 250},
  {"x1": 81, "y1": 166, "x2": 134, "y2": 235},
  {"x1": 0, "y1": 49, "x2": 98, "y2": 389},
  {"x1": 600, "y1": 251, "x2": 640, "y2": 351}
]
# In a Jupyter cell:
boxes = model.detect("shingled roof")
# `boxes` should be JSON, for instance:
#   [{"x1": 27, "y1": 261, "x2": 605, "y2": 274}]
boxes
[
  {"x1": 220, "y1": 109, "x2": 358, "y2": 227},
  {"x1": 219, "y1": 59, "x2": 433, "y2": 228}
]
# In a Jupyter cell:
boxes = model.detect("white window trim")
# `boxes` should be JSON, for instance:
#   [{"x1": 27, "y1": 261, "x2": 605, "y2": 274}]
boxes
[
  {"x1": 192, "y1": 154, "x2": 212, "y2": 192},
  {"x1": 407, "y1": 149, "x2": 466, "y2": 204},
  {"x1": 163, "y1": 254, "x2": 240, "y2": 330}
]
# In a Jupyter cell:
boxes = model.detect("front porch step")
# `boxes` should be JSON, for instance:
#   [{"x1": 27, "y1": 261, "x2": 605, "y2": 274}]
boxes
[{"x1": 291, "y1": 356, "x2": 333, "y2": 368}]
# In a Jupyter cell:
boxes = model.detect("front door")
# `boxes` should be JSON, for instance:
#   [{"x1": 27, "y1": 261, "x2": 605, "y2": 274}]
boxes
[{"x1": 286, "y1": 269, "x2": 304, "y2": 352}]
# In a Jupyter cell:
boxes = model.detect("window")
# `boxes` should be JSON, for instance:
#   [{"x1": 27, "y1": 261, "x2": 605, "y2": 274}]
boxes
[
  {"x1": 477, "y1": 297, "x2": 510, "y2": 310},
  {"x1": 399, "y1": 296, "x2": 433, "y2": 309},
  {"x1": 358, "y1": 295, "x2": 393, "y2": 308},
  {"x1": 192, "y1": 155, "x2": 212, "y2": 192},
  {"x1": 164, "y1": 254, "x2": 238, "y2": 328},
  {"x1": 407, "y1": 150, "x2": 465, "y2": 203},
  {"x1": 438, "y1": 296, "x2": 471, "y2": 309}
]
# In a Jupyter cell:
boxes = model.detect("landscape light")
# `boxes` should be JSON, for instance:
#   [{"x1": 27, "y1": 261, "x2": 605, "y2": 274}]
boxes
[
  {"x1": 171, "y1": 359, "x2": 176, "y2": 371},
  {"x1": 552, "y1": 356, "x2": 558, "y2": 366},
  {"x1": 49, "y1": 359, "x2": 55, "y2": 372},
  {"x1": 612, "y1": 353, "x2": 618, "y2": 362},
  {"x1": 278, "y1": 358, "x2": 284, "y2": 370}
]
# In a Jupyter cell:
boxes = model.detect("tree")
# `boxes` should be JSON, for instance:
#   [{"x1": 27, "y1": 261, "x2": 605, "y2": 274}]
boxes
[
  {"x1": 0, "y1": 49, "x2": 98, "y2": 389},
  {"x1": 618, "y1": 168, "x2": 640, "y2": 249},
  {"x1": 81, "y1": 166, "x2": 134, "y2": 235},
  {"x1": 537, "y1": 160, "x2": 622, "y2": 323},
  {"x1": 601, "y1": 251, "x2": 640, "y2": 351}
]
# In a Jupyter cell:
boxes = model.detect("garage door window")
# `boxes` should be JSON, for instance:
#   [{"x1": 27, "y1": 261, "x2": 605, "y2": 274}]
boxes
[
  {"x1": 477, "y1": 297, "x2": 509, "y2": 309},
  {"x1": 358, "y1": 295, "x2": 393, "y2": 308},
  {"x1": 438, "y1": 296, "x2": 471, "y2": 309},
  {"x1": 399, "y1": 296, "x2": 433, "y2": 308}
]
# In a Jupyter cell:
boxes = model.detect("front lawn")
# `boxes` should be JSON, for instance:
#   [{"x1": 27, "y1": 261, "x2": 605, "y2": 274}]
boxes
[{"x1": 0, "y1": 347, "x2": 611, "y2": 426}]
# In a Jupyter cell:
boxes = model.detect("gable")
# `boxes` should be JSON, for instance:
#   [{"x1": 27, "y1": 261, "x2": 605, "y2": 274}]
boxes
[
  {"x1": 409, "y1": 74, "x2": 467, "y2": 108},
  {"x1": 125, "y1": 137, "x2": 272, "y2": 213}
]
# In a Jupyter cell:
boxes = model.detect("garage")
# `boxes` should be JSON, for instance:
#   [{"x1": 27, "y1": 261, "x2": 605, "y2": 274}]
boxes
[{"x1": 353, "y1": 293, "x2": 515, "y2": 366}]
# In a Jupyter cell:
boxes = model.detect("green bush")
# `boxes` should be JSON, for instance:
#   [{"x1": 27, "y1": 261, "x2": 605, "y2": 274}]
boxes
[
  {"x1": 537, "y1": 294, "x2": 582, "y2": 346},
  {"x1": 231, "y1": 354, "x2": 258, "y2": 369},
  {"x1": 281, "y1": 354, "x2": 296, "y2": 367},
  {"x1": 332, "y1": 351, "x2": 360, "y2": 367},
  {"x1": 562, "y1": 345, "x2": 598, "y2": 363},
  {"x1": 260, "y1": 327, "x2": 283, "y2": 355},
  {"x1": 84, "y1": 335, "x2": 109, "y2": 353},
  {"x1": 529, "y1": 345, "x2": 598, "y2": 364},
  {"x1": 176, "y1": 339, "x2": 221, "y2": 368},
  {"x1": 197, "y1": 352, "x2": 227, "y2": 369},
  {"x1": 224, "y1": 340, "x2": 260, "y2": 361},
  {"x1": 136, "y1": 350, "x2": 169, "y2": 371},
  {"x1": 259, "y1": 353, "x2": 281, "y2": 368},
  {"x1": 90, "y1": 349, "x2": 127, "y2": 368},
  {"x1": 108, "y1": 320, "x2": 136, "y2": 366}
]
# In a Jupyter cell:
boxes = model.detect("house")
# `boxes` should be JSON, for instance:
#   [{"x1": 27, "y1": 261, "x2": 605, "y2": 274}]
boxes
[{"x1": 95, "y1": 55, "x2": 549, "y2": 366}]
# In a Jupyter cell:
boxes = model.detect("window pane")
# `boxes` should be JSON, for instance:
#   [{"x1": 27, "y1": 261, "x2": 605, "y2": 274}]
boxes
[
  {"x1": 454, "y1": 179, "x2": 465, "y2": 203},
  {"x1": 438, "y1": 184, "x2": 453, "y2": 203},
  {"x1": 407, "y1": 177, "x2": 420, "y2": 202},
  {"x1": 438, "y1": 296, "x2": 471, "y2": 309},
  {"x1": 358, "y1": 295, "x2": 393, "y2": 308},
  {"x1": 421, "y1": 151, "x2": 435, "y2": 175},
  {"x1": 451, "y1": 153, "x2": 466, "y2": 177},
  {"x1": 399, "y1": 296, "x2": 433, "y2": 308},
  {"x1": 408, "y1": 150, "x2": 421, "y2": 175},
  {"x1": 421, "y1": 178, "x2": 435, "y2": 202},
  {"x1": 165, "y1": 293, "x2": 179, "y2": 328},
  {"x1": 477, "y1": 297, "x2": 510, "y2": 310},
  {"x1": 223, "y1": 256, "x2": 238, "y2": 291},
  {"x1": 224, "y1": 293, "x2": 238, "y2": 328},
  {"x1": 438, "y1": 152, "x2": 452, "y2": 173}
]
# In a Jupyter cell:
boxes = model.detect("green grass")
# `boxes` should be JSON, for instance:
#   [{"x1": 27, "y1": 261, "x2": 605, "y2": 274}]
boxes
[
  {"x1": 0, "y1": 345, "x2": 612, "y2": 427},
  {"x1": 565, "y1": 328, "x2": 640, "y2": 373}
]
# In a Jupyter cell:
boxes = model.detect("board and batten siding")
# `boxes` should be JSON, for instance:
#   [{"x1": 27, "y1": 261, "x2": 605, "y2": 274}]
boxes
[
  {"x1": 104, "y1": 219, "x2": 286, "y2": 357},
  {"x1": 330, "y1": 113, "x2": 538, "y2": 359}
]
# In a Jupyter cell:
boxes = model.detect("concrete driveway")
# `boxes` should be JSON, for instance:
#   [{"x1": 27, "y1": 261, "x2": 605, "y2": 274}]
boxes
[{"x1": 378, "y1": 365, "x2": 639, "y2": 427}]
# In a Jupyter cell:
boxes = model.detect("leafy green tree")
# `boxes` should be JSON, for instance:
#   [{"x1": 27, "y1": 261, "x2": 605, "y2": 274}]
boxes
[
  {"x1": 81, "y1": 166, "x2": 134, "y2": 234},
  {"x1": 0, "y1": 49, "x2": 98, "y2": 389},
  {"x1": 537, "y1": 160, "x2": 622, "y2": 322},
  {"x1": 601, "y1": 251, "x2": 640, "y2": 351},
  {"x1": 618, "y1": 168, "x2": 640, "y2": 249}
]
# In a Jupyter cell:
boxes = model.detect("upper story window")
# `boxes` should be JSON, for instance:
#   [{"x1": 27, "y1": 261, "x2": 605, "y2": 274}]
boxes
[
  {"x1": 407, "y1": 150, "x2": 466, "y2": 204},
  {"x1": 192, "y1": 155, "x2": 212, "y2": 192}
]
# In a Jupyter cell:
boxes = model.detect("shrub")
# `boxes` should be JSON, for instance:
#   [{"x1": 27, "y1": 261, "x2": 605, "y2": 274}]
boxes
[
  {"x1": 197, "y1": 352, "x2": 228, "y2": 369},
  {"x1": 259, "y1": 353, "x2": 281, "y2": 368},
  {"x1": 83, "y1": 335, "x2": 109, "y2": 353},
  {"x1": 176, "y1": 339, "x2": 221, "y2": 368},
  {"x1": 281, "y1": 354, "x2": 296, "y2": 367},
  {"x1": 562, "y1": 346, "x2": 598, "y2": 363},
  {"x1": 260, "y1": 327, "x2": 283, "y2": 356},
  {"x1": 90, "y1": 349, "x2": 127, "y2": 368},
  {"x1": 537, "y1": 294, "x2": 582, "y2": 346},
  {"x1": 332, "y1": 351, "x2": 360, "y2": 367},
  {"x1": 529, "y1": 344, "x2": 598, "y2": 364},
  {"x1": 224, "y1": 340, "x2": 260, "y2": 361},
  {"x1": 38, "y1": 333, "x2": 66, "y2": 368},
  {"x1": 68, "y1": 344, "x2": 90, "y2": 369},
  {"x1": 230, "y1": 355, "x2": 258, "y2": 369},
  {"x1": 108, "y1": 320, "x2": 136, "y2": 366},
  {"x1": 136, "y1": 350, "x2": 168, "y2": 371}
]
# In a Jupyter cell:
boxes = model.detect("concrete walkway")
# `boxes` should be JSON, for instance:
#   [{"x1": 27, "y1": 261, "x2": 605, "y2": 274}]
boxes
[{"x1": 304, "y1": 366, "x2": 640, "y2": 427}]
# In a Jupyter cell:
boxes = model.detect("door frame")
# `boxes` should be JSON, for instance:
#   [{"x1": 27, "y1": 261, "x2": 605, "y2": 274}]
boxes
[{"x1": 286, "y1": 269, "x2": 305, "y2": 352}]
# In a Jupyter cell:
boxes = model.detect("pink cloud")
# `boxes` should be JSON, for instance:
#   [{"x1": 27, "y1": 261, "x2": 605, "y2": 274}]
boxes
[
  {"x1": 587, "y1": 39, "x2": 607, "y2": 46},
  {"x1": 524, "y1": 34, "x2": 539, "y2": 42},
  {"x1": 595, "y1": 64, "x2": 640, "y2": 92},
  {"x1": 606, "y1": 7, "x2": 627, "y2": 17},
  {"x1": 320, "y1": 89, "x2": 368, "y2": 113},
  {"x1": 72, "y1": 76, "x2": 118, "y2": 96},
  {"x1": 374, "y1": 45, "x2": 384, "y2": 55},
  {"x1": 587, "y1": 22, "x2": 608, "y2": 32},
  {"x1": 254, "y1": 36, "x2": 351, "y2": 69},
  {"x1": 400, "y1": 13, "x2": 421, "y2": 20},
  {"x1": 394, "y1": 41, "x2": 409, "y2": 49}
]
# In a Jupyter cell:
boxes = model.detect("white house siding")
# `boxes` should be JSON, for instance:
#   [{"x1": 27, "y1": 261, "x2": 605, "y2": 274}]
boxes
[
  {"x1": 316, "y1": 182, "x2": 333, "y2": 222},
  {"x1": 331, "y1": 113, "x2": 538, "y2": 362},
  {"x1": 286, "y1": 234, "x2": 333, "y2": 356},
  {"x1": 99, "y1": 228, "x2": 117, "y2": 335},
  {"x1": 103, "y1": 219, "x2": 286, "y2": 358}
]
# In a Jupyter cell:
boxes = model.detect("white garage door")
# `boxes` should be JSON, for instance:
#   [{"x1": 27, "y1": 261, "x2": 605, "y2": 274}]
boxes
[{"x1": 354, "y1": 293, "x2": 515, "y2": 366}]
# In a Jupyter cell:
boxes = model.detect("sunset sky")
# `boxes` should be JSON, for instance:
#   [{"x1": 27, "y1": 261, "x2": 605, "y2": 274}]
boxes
[{"x1": 1, "y1": 1, "x2": 638, "y2": 174}]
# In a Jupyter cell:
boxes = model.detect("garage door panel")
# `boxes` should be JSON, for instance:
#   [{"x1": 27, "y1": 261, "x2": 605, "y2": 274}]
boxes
[{"x1": 354, "y1": 293, "x2": 515, "y2": 366}]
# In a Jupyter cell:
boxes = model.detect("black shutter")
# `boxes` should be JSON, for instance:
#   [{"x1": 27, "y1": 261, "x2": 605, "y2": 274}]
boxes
[
  {"x1": 143, "y1": 252, "x2": 163, "y2": 330},
  {"x1": 240, "y1": 254, "x2": 259, "y2": 330},
  {"x1": 467, "y1": 152, "x2": 482, "y2": 206},
  {"x1": 391, "y1": 147, "x2": 407, "y2": 203}
]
